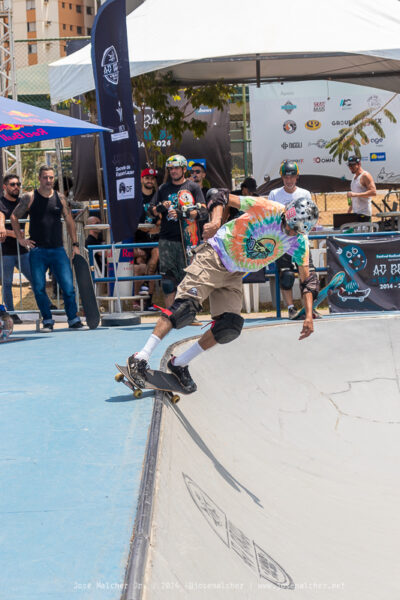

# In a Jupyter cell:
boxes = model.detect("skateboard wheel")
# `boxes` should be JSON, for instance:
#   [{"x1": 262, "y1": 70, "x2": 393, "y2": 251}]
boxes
[
  {"x1": 170, "y1": 394, "x2": 180, "y2": 404},
  {"x1": 115, "y1": 373, "x2": 124, "y2": 382},
  {"x1": 134, "y1": 389, "x2": 143, "y2": 399}
]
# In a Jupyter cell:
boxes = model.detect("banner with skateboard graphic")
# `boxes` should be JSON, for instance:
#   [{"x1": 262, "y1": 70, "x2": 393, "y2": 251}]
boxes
[{"x1": 327, "y1": 235, "x2": 400, "y2": 312}]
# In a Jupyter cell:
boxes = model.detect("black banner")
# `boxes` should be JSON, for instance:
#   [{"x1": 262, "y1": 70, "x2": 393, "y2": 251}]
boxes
[
  {"x1": 91, "y1": 0, "x2": 141, "y2": 242},
  {"x1": 327, "y1": 236, "x2": 400, "y2": 312}
]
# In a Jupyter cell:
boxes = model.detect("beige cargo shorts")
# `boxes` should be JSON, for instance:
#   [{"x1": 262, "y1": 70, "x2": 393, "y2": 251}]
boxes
[{"x1": 175, "y1": 243, "x2": 243, "y2": 318}]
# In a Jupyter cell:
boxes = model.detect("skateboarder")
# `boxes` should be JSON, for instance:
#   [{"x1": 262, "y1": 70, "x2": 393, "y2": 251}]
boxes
[{"x1": 126, "y1": 190, "x2": 319, "y2": 393}]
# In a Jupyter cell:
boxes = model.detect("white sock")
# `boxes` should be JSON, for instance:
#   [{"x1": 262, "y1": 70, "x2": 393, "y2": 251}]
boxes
[
  {"x1": 135, "y1": 334, "x2": 161, "y2": 362},
  {"x1": 287, "y1": 304, "x2": 294, "y2": 310},
  {"x1": 173, "y1": 341, "x2": 205, "y2": 367}
]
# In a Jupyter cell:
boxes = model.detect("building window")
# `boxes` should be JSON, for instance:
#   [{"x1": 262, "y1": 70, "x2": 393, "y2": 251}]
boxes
[
  {"x1": 70, "y1": 24, "x2": 73, "y2": 30},
  {"x1": 62, "y1": 23, "x2": 66, "y2": 30},
  {"x1": 28, "y1": 43, "x2": 37, "y2": 54},
  {"x1": 61, "y1": 1, "x2": 65, "y2": 6},
  {"x1": 77, "y1": 25, "x2": 82, "y2": 34},
  {"x1": 86, "y1": 5, "x2": 93, "y2": 14},
  {"x1": 86, "y1": 27, "x2": 91, "y2": 35},
  {"x1": 27, "y1": 21, "x2": 36, "y2": 32},
  {"x1": 26, "y1": 0, "x2": 35, "y2": 9},
  {"x1": 76, "y1": 4, "x2": 82, "y2": 12},
  {"x1": 69, "y1": 3, "x2": 72, "y2": 8}
]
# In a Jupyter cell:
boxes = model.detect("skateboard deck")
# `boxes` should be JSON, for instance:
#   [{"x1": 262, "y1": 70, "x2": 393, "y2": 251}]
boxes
[
  {"x1": 177, "y1": 189, "x2": 202, "y2": 266},
  {"x1": 291, "y1": 271, "x2": 346, "y2": 320},
  {"x1": 114, "y1": 363, "x2": 191, "y2": 403},
  {"x1": 0, "y1": 337, "x2": 25, "y2": 344},
  {"x1": 73, "y1": 254, "x2": 100, "y2": 329}
]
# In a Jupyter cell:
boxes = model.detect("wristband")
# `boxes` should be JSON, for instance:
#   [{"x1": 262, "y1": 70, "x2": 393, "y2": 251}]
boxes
[{"x1": 72, "y1": 242, "x2": 79, "y2": 247}]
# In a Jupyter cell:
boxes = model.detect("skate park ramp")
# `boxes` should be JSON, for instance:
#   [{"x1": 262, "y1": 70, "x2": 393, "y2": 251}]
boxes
[{"x1": 139, "y1": 315, "x2": 400, "y2": 599}]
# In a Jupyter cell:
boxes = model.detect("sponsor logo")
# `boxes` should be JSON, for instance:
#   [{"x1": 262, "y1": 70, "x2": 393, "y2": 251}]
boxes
[
  {"x1": 195, "y1": 106, "x2": 213, "y2": 114},
  {"x1": 313, "y1": 156, "x2": 335, "y2": 163},
  {"x1": 283, "y1": 120, "x2": 296, "y2": 134},
  {"x1": 101, "y1": 45, "x2": 119, "y2": 85},
  {"x1": 281, "y1": 142, "x2": 302, "y2": 149},
  {"x1": 370, "y1": 137, "x2": 384, "y2": 145},
  {"x1": 370, "y1": 152, "x2": 386, "y2": 161},
  {"x1": 368, "y1": 95, "x2": 382, "y2": 109},
  {"x1": 111, "y1": 130, "x2": 129, "y2": 141},
  {"x1": 332, "y1": 118, "x2": 382, "y2": 126},
  {"x1": 340, "y1": 98, "x2": 352, "y2": 109},
  {"x1": 283, "y1": 158, "x2": 304, "y2": 164},
  {"x1": 0, "y1": 124, "x2": 24, "y2": 132},
  {"x1": 305, "y1": 120, "x2": 321, "y2": 131},
  {"x1": 188, "y1": 287, "x2": 199, "y2": 296},
  {"x1": 281, "y1": 101, "x2": 297, "y2": 114},
  {"x1": 286, "y1": 207, "x2": 297, "y2": 220},
  {"x1": 116, "y1": 176, "x2": 135, "y2": 200},
  {"x1": 313, "y1": 101, "x2": 326, "y2": 112},
  {"x1": 308, "y1": 138, "x2": 328, "y2": 149}
]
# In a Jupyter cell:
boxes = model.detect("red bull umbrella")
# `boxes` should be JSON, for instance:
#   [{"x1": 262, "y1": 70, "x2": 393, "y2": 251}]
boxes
[{"x1": 0, "y1": 96, "x2": 110, "y2": 148}]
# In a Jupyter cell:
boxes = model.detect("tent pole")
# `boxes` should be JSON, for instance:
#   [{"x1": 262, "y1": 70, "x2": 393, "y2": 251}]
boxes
[
  {"x1": 242, "y1": 85, "x2": 248, "y2": 177},
  {"x1": 94, "y1": 132, "x2": 106, "y2": 224}
]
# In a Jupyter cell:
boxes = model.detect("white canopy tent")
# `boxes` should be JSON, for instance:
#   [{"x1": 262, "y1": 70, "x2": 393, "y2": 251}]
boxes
[{"x1": 48, "y1": 0, "x2": 400, "y2": 104}]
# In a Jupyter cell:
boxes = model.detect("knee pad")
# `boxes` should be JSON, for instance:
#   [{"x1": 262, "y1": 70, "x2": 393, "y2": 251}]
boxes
[
  {"x1": 161, "y1": 279, "x2": 176, "y2": 295},
  {"x1": 280, "y1": 268, "x2": 295, "y2": 290},
  {"x1": 211, "y1": 312, "x2": 244, "y2": 344},
  {"x1": 168, "y1": 298, "x2": 201, "y2": 329}
]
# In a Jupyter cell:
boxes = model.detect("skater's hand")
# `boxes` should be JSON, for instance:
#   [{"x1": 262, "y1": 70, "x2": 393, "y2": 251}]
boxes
[
  {"x1": 72, "y1": 244, "x2": 80, "y2": 256},
  {"x1": 202, "y1": 221, "x2": 221, "y2": 240},
  {"x1": 299, "y1": 316, "x2": 313, "y2": 340}
]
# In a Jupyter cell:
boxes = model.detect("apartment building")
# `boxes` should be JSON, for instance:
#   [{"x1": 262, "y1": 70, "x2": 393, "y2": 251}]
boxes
[{"x1": 13, "y1": 0, "x2": 96, "y2": 68}]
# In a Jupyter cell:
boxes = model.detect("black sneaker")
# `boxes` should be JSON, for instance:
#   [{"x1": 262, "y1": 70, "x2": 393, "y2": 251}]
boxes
[
  {"x1": 69, "y1": 321, "x2": 84, "y2": 329},
  {"x1": 11, "y1": 314, "x2": 23, "y2": 325},
  {"x1": 42, "y1": 322, "x2": 54, "y2": 332},
  {"x1": 127, "y1": 354, "x2": 149, "y2": 388},
  {"x1": 167, "y1": 357, "x2": 197, "y2": 393}
]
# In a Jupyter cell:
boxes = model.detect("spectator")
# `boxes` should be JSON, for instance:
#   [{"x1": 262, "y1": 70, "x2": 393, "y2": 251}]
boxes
[
  {"x1": 347, "y1": 155, "x2": 376, "y2": 222},
  {"x1": 85, "y1": 216, "x2": 104, "y2": 271},
  {"x1": 0, "y1": 174, "x2": 32, "y2": 324},
  {"x1": 189, "y1": 162, "x2": 209, "y2": 199},
  {"x1": 133, "y1": 168, "x2": 160, "y2": 310},
  {"x1": 11, "y1": 164, "x2": 83, "y2": 332},
  {"x1": 240, "y1": 177, "x2": 258, "y2": 197},
  {"x1": 268, "y1": 161, "x2": 317, "y2": 319},
  {"x1": 149, "y1": 155, "x2": 206, "y2": 308}
]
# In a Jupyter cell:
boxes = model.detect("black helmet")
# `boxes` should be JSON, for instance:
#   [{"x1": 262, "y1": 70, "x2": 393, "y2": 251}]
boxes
[
  {"x1": 347, "y1": 155, "x2": 361, "y2": 165},
  {"x1": 280, "y1": 160, "x2": 299, "y2": 176}
]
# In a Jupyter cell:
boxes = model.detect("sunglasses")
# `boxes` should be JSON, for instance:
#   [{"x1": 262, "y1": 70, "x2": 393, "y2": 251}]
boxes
[
  {"x1": 191, "y1": 169, "x2": 202, "y2": 174},
  {"x1": 8, "y1": 182, "x2": 21, "y2": 187}
]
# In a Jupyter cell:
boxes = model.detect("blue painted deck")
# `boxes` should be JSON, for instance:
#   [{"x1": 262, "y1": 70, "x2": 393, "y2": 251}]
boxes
[{"x1": 0, "y1": 322, "x2": 211, "y2": 600}]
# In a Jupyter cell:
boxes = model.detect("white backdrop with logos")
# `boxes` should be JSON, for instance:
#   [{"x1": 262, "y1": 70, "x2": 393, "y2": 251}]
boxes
[{"x1": 249, "y1": 81, "x2": 400, "y2": 186}]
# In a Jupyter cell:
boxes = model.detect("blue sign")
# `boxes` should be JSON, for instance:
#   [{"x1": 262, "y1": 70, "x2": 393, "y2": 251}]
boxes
[
  {"x1": 187, "y1": 158, "x2": 207, "y2": 170},
  {"x1": 370, "y1": 152, "x2": 386, "y2": 161}
]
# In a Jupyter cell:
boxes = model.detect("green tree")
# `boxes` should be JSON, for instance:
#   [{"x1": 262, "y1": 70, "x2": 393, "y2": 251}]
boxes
[
  {"x1": 326, "y1": 94, "x2": 397, "y2": 164},
  {"x1": 131, "y1": 72, "x2": 235, "y2": 168}
]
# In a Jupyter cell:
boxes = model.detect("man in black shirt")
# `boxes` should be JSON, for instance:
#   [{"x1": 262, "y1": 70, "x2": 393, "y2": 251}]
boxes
[
  {"x1": 189, "y1": 162, "x2": 209, "y2": 200},
  {"x1": 0, "y1": 174, "x2": 32, "y2": 323},
  {"x1": 11, "y1": 165, "x2": 83, "y2": 332},
  {"x1": 149, "y1": 155, "x2": 206, "y2": 308}
]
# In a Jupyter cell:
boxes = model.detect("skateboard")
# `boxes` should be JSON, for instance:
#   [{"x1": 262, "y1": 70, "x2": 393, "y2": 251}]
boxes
[
  {"x1": 114, "y1": 363, "x2": 191, "y2": 403},
  {"x1": 290, "y1": 271, "x2": 346, "y2": 320},
  {"x1": 0, "y1": 306, "x2": 13, "y2": 341},
  {"x1": 177, "y1": 189, "x2": 203, "y2": 266},
  {"x1": 72, "y1": 254, "x2": 100, "y2": 329}
]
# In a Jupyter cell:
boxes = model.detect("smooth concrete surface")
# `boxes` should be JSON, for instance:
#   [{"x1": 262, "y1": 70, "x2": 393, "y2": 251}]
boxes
[
  {"x1": 143, "y1": 315, "x2": 400, "y2": 599},
  {"x1": 0, "y1": 322, "x2": 209, "y2": 600}
]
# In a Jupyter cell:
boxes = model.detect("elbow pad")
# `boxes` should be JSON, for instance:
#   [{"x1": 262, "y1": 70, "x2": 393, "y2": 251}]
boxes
[
  {"x1": 206, "y1": 188, "x2": 229, "y2": 213},
  {"x1": 300, "y1": 271, "x2": 319, "y2": 300}
]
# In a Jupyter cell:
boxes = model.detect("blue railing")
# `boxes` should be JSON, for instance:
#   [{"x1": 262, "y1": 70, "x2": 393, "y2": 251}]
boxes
[{"x1": 86, "y1": 230, "x2": 400, "y2": 319}]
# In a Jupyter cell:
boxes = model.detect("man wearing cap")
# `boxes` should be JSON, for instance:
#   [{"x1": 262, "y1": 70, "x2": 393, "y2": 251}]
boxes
[
  {"x1": 268, "y1": 161, "x2": 317, "y2": 319},
  {"x1": 189, "y1": 162, "x2": 209, "y2": 200},
  {"x1": 347, "y1": 155, "x2": 376, "y2": 221},
  {"x1": 133, "y1": 168, "x2": 160, "y2": 310}
]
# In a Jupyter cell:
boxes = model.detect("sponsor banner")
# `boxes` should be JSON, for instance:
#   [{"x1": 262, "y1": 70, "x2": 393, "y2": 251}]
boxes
[
  {"x1": 327, "y1": 236, "x2": 400, "y2": 312},
  {"x1": 250, "y1": 80, "x2": 400, "y2": 186},
  {"x1": 91, "y1": 0, "x2": 142, "y2": 242}
]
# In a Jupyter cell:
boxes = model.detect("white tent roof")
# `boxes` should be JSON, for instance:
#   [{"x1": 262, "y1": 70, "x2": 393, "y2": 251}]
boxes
[{"x1": 49, "y1": 0, "x2": 400, "y2": 104}]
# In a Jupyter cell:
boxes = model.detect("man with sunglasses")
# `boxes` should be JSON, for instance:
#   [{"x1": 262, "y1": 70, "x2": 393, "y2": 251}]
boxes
[
  {"x1": 0, "y1": 174, "x2": 32, "y2": 324},
  {"x1": 347, "y1": 155, "x2": 376, "y2": 222},
  {"x1": 189, "y1": 162, "x2": 209, "y2": 200}
]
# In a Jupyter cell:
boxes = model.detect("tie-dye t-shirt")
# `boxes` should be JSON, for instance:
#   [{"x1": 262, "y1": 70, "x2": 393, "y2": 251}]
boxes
[{"x1": 208, "y1": 196, "x2": 309, "y2": 273}]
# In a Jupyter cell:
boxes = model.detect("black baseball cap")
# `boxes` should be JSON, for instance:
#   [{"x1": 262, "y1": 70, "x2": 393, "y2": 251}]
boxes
[
  {"x1": 347, "y1": 155, "x2": 361, "y2": 165},
  {"x1": 241, "y1": 177, "x2": 257, "y2": 192}
]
